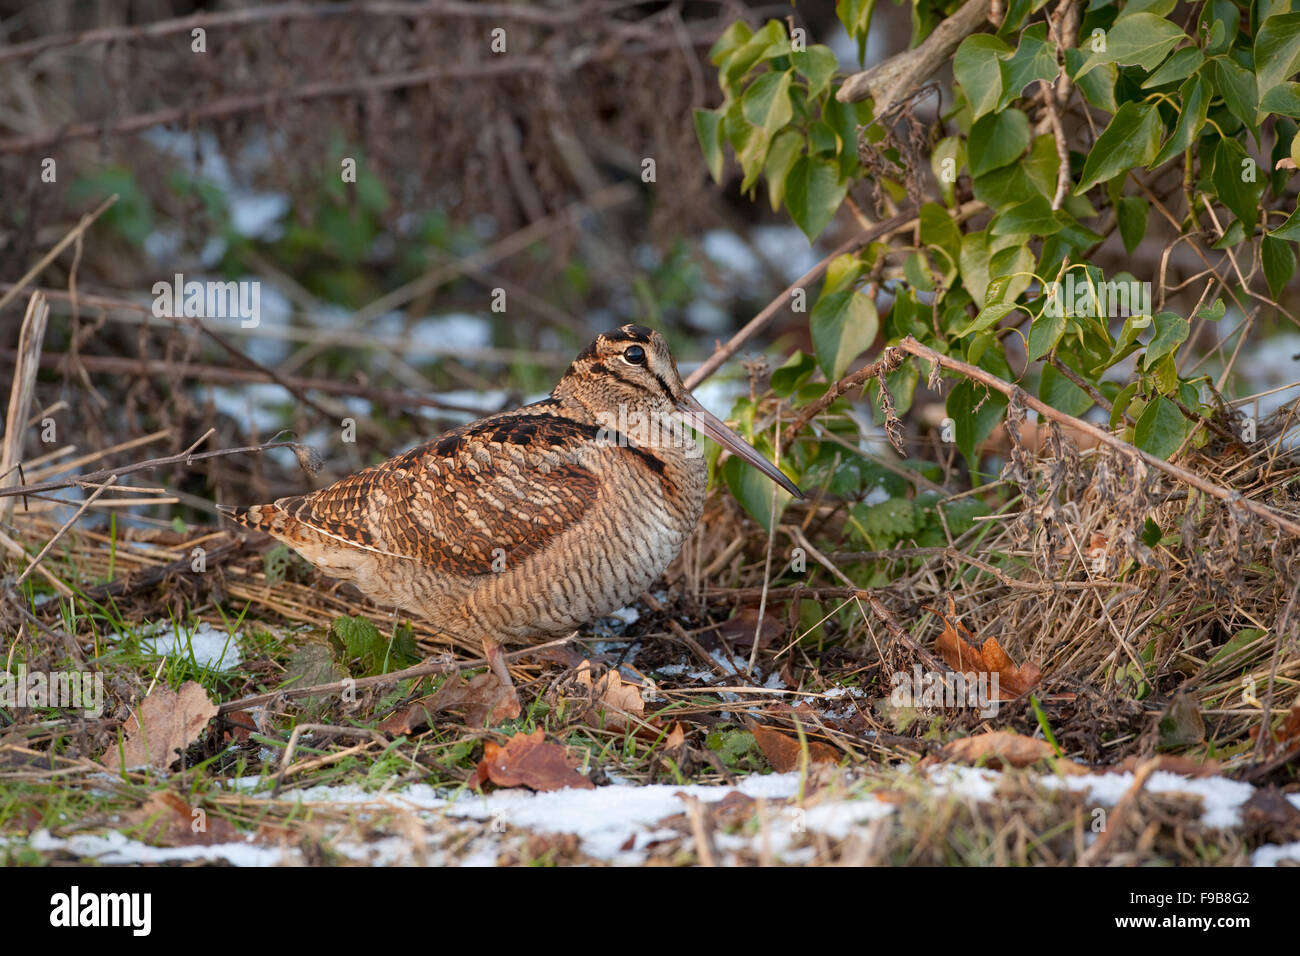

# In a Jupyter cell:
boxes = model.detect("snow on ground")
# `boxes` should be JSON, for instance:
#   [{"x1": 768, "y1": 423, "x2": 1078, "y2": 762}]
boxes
[
  {"x1": 12, "y1": 766, "x2": 1300, "y2": 866},
  {"x1": 137, "y1": 621, "x2": 243, "y2": 670}
]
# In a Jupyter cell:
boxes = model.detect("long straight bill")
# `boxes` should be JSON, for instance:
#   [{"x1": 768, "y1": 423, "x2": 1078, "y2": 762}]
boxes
[{"x1": 675, "y1": 394, "x2": 804, "y2": 498}]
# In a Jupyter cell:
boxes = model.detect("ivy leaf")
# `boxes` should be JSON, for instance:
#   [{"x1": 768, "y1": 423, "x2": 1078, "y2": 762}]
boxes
[
  {"x1": 969, "y1": 108, "x2": 1030, "y2": 177},
  {"x1": 1066, "y1": 47, "x2": 1117, "y2": 111},
  {"x1": 785, "y1": 155, "x2": 847, "y2": 239},
  {"x1": 1039, "y1": 363, "x2": 1093, "y2": 416},
  {"x1": 1028, "y1": 310, "x2": 1067, "y2": 361},
  {"x1": 1261, "y1": 82, "x2": 1300, "y2": 118},
  {"x1": 770, "y1": 349, "x2": 817, "y2": 397},
  {"x1": 1143, "y1": 312, "x2": 1189, "y2": 369},
  {"x1": 1116, "y1": 195, "x2": 1149, "y2": 254},
  {"x1": 694, "y1": 108, "x2": 725, "y2": 183},
  {"x1": 763, "y1": 129, "x2": 803, "y2": 211},
  {"x1": 1212, "y1": 56, "x2": 1261, "y2": 136},
  {"x1": 946, "y1": 379, "x2": 1009, "y2": 471},
  {"x1": 1151, "y1": 73, "x2": 1210, "y2": 168},
  {"x1": 991, "y1": 195, "x2": 1062, "y2": 237},
  {"x1": 792, "y1": 46, "x2": 839, "y2": 100},
  {"x1": 1075, "y1": 102, "x2": 1161, "y2": 194},
  {"x1": 723, "y1": 454, "x2": 791, "y2": 533},
  {"x1": 997, "y1": 25, "x2": 1059, "y2": 111},
  {"x1": 1271, "y1": 204, "x2": 1300, "y2": 240},
  {"x1": 1075, "y1": 13, "x2": 1186, "y2": 79},
  {"x1": 1134, "y1": 395, "x2": 1190, "y2": 459},
  {"x1": 742, "y1": 70, "x2": 794, "y2": 135},
  {"x1": 955, "y1": 301, "x2": 1020, "y2": 338},
  {"x1": 1141, "y1": 46, "x2": 1202, "y2": 88},
  {"x1": 1262, "y1": 235, "x2": 1297, "y2": 298},
  {"x1": 954, "y1": 34, "x2": 1011, "y2": 119},
  {"x1": 810, "y1": 289, "x2": 879, "y2": 380},
  {"x1": 1255, "y1": 14, "x2": 1300, "y2": 119},
  {"x1": 721, "y1": 20, "x2": 790, "y2": 88},
  {"x1": 1211, "y1": 138, "x2": 1263, "y2": 232}
]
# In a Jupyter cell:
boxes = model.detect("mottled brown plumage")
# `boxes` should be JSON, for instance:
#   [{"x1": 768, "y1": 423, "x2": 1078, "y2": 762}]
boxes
[{"x1": 219, "y1": 325, "x2": 800, "y2": 692}]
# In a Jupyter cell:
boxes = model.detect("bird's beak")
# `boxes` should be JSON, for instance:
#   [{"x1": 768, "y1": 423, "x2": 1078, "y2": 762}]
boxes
[{"x1": 675, "y1": 393, "x2": 804, "y2": 499}]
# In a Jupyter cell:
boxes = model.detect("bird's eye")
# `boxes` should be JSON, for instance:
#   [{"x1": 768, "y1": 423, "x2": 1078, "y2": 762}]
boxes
[{"x1": 624, "y1": 345, "x2": 646, "y2": 365}]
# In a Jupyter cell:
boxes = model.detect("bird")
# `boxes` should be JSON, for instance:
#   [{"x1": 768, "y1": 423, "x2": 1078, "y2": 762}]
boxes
[{"x1": 218, "y1": 325, "x2": 801, "y2": 711}]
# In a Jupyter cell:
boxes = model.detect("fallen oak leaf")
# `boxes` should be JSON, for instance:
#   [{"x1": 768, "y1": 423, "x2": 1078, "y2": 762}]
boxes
[
  {"x1": 100, "y1": 680, "x2": 217, "y2": 772},
  {"x1": 747, "y1": 722, "x2": 841, "y2": 773},
  {"x1": 378, "y1": 668, "x2": 518, "y2": 734},
  {"x1": 575, "y1": 659, "x2": 645, "y2": 731},
  {"x1": 928, "y1": 595, "x2": 1042, "y2": 699},
  {"x1": 472, "y1": 729, "x2": 594, "y2": 792},
  {"x1": 127, "y1": 790, "x2": 242, "y2": 846},
  {"x1": 943, "y1": 730, "x2": 1088, "y2": 773}
]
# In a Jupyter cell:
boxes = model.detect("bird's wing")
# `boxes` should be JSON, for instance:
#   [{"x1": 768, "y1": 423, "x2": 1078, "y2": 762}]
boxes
[{"x1": 277, "y1": 413, "x2": 603, "y2": 575}]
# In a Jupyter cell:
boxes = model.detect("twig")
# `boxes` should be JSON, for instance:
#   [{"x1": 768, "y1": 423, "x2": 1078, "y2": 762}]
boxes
[
  {"x1": 15, "y1": 475, "x2": 117, "y2": 587},
  {"x1": 0, "y1": 196, "x2": 118, "y2": 315},
  {"x1": 0, "y1": 431, "x2": 300, "y2": 499},
  {"x1": 0, "y1": 0, "x2": 618, "y2": 64},
  {"x1": 1, "y1": 293, "x2": 50, "y2": 522},
  {"x1": 786, "y1": 347, "x2": 905, "y2": 442},
  {"x1": 1078, "y1": 758, "x2": 1158, "y2": 865},
  {"x1": 896, "y1": 336, "x2": 1300, "y2": 538},
  {"x1": 684, "y1": 209, "x2": 917, "y2": 390},
  {"x1": 837, "y1": 0, "x2": 993, "y2": 114},
  {"x1": 216, "y1": 635, "x2": 575, "y2": 716}
]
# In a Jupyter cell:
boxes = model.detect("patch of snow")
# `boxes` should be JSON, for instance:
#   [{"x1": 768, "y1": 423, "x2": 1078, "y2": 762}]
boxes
[
  {"x1": 138, "y1": 621, "x2": 242, "y2": 670},
  {"x1": 1253, "y1": 841, "x2": 1300, "y2": 867},
  {"x1": 24, "y1": 829, "x2": 285, "y2": 866},
  {"x1": 606, "y1": 607, "x2": 640, "y2": 626},
  {"x1": 701, "y1": 230, "x2": 761, "y2": 279},
  {"x1": 1046, "y1": 770, "x2": 1256, "y2": 829}
]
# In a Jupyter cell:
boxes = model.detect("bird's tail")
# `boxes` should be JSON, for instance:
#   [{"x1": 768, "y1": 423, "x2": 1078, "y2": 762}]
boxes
[{"x1": 216, "y1": 502, "x2": 286, "y2": 535}]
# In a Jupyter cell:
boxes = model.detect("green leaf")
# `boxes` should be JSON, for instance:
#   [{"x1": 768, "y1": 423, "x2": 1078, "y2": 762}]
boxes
[
  {"x1": 1039, "y1": 363, "x2": 1094, "y2": 416},
  {"x1": 850, "y1": 497, "x2": 918, "y2": 542},
  {"x1": 770, "y1": 349, "x2": 816, "y2": 397},
  {"x1": 1208, "y1": 628, "x2": 1266, "y2": 666},
  {"x1": 785, "y1": 156, "x2": 847, "y2": 239},
  {"x1": 709, "y1": 21, "x2": 753, "y2": 66},
  {"x1": 742, "y1": 70, "x2": 794, "y2": 134},
  {"x1": 763, "y1": 129, "x2": 803, "y2": 211},
  {"x1": 1116, "y1": 195, "x2": 1149, "y2": 254},
  {"x1": 969, "y1": 108, "x2": 1031, "y2": 176},
  {"x1": 823, "y1": 251, "x2": 866, "y2": 295},
  {"x1": 693, "y1": 108, "x2": 725, "y2": 183},
  {"x1": 1066, "y1": 47, "x2": 1118, "y2": 111},
  {"x1": 1151, "y1": 73, "x2": 1210, "y2": 168},
  {"x1": 721, "y1": 20, "x2": 790, "y2": 88},
  {"x1": 998, "y1": 25, "x2": 1059, "y2": 111},
  {"x1": 947, "y1": 379, "x2": 1010, "y2": 471},
  {"x1": 1271, "y1": 204, "x2": 1300, "y2": 240},
  {"x1": 793, "y1": 46, "x2": 839, "y2": 100},
  {"x1": 1212, "y1": 56, "x2": 1261, "y2": 135},
  {"x1": 954, "y1": 33, "x2": 1011, "y2": 119},
  {"x1": 955, "y1": 301, "x2": 1020, "y2": 337},
  {"x1": 1195, "y1": 299, "x2": 1226, "y2": 320},
  {"x1": 1255, "y1": 14, "x2": 1300, "y2": 118},
  {"x1": 1261, "y1": 82, "x2": 1300, "y2": 117},
  {"x1": 1211, "y1": 138, "x2": 1263, "y2": 232},
  {"x1": 1028, "y1": 309, "x2": 1067, "y2": 361},
  {"x1": 1075, "y1": 102, "x2": 1162, "y2": 194},
  {"x1": 1143, "y1": 311, "x2": 1189, "y2": 369},
  {"x1": 1075, "y1": 13, "x2": 1186, "y2": 79},
  {"x1": 920, "y1": 202, "x2": 963, "y2": 263},
  {"x1": 810, "y1": 289, "x2": 879, "y2": 379},
  {"x1": 991, "y1": 195, "x2": 1062, "y2": 236},
  {"x1": 930, "y1": 136, "x2": 965, "y2": 205},
  {"x1": 1141, "y1": 46, "x2": 1202, "y2": 88},
  {"x1": 1134, "y1": 395, "x2": 1190, "y2": 459},
  {"x1": 723, "y1": 453, "x2": 792, "y2": 533},
  {"x1": 1262, "y1": 235, "x2": 1298, "y2": 298}
]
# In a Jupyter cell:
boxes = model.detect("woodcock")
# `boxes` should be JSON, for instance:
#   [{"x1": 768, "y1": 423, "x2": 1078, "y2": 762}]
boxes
[{"x1": 219, "y1": 325, "x2": 801, "y2": 703}]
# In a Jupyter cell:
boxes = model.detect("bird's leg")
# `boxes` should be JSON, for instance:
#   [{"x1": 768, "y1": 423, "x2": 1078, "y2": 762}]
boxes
[{"x1": 482, "y1": 635, "x2": 521, "y2": 719}]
